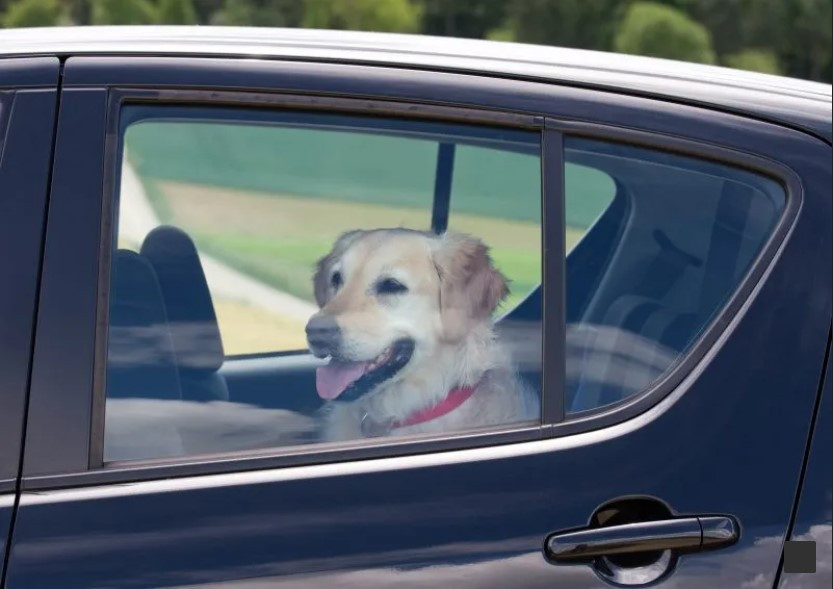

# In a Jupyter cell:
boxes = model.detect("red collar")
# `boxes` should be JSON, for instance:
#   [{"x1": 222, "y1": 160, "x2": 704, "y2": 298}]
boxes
[{"x1": 391, "y1": 384, "x2": 478, "y2": 429}]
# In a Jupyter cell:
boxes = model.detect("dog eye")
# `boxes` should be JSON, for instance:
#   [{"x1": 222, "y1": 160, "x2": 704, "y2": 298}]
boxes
[
  {"x1": 331, "y1": 271, "x2": 343, "y2": 290},
  {"x1": 376, "y1": 278, "x2": 408, "y2": 295}
]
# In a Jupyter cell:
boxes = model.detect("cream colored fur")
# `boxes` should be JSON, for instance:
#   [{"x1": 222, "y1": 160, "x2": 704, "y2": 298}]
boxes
[{"x1": 309, "y1": 228, "x2": 539, "y2": 442}]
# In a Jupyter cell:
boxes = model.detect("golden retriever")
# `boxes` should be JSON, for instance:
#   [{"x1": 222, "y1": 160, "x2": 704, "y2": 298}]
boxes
[{"x1": 305, "y1": 228, "x2": 539, "y2": 441}]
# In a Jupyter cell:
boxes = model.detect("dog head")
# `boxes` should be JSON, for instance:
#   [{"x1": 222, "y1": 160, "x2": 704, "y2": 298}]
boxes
[{"x1": 306, "y1": 228, "x2": 508, "y2": 402}]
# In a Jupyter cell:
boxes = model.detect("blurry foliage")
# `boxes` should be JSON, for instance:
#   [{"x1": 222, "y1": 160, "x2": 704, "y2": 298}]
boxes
[
  {"x1": 211, "y1": 0, "x2": 302, "y2": 27},
  {"x1": 90, "y1": 0, "x2": 157, "y2": 25},
  {"x1": 417, "y1": 0, "x2": 506, "y2": 39},
  {"x1": 2, "y1": 0, "x2": 64, "y2": 27},
  {"x1": 724, "y1": 48, "x2": 781, "y2": 75},
  {"x1": 157, "y1": 0, "x2": 197, "y2": 24},
  {"x1": 614, "y1": 2, "x2": 716, "y2": 64},
  {"x1": 0, "y1": 0, "x2": 829, "y2": 83},
  {"x1": 496, "y1": 0, "x2": 623, "y2": 50},
  {"x1": 302, "y1": 0, "x2": 420, "y2": 33}
]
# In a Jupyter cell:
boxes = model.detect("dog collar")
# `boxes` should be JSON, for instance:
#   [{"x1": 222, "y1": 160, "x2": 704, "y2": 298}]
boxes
[{"x1": 360, "y1": 384, "x2": 478, "y2": 437}]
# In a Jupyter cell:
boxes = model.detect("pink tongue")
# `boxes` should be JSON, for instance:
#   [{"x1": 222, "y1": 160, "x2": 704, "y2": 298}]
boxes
[{"x1": 316, "y1": 360, "x2": 369, "y2": 400}]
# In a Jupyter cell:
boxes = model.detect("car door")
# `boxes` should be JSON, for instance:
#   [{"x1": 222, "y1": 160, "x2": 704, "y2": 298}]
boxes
[
  {"x1": 5, "y1": 55, "x2": 831, "y2": 589},
  {"x1": 779, "y1": 332, "x2": 832, "y2": 587},
  {"x1": 0, "y1": 57, "x2": 59, "y2": 584}
]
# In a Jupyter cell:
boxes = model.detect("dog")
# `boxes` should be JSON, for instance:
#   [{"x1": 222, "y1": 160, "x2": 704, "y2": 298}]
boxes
[{"x1": 305, "y1": 228, "x2": 539, "y2": 442}]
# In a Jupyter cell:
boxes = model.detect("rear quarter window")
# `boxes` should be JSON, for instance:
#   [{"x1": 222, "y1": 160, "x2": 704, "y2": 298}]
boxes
[{"x1": 564, "y1": 137, "x2": 785, "y2": 413}]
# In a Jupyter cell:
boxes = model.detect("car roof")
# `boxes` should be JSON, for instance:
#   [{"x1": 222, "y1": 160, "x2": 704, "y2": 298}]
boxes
[{"x1": 2, "y1": 26, "x2": 831, "y2": 141}]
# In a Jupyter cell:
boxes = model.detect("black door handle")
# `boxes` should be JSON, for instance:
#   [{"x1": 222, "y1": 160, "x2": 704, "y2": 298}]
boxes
[{"x1": 545, "y1": 515, "x2": 738, "y2": 564}]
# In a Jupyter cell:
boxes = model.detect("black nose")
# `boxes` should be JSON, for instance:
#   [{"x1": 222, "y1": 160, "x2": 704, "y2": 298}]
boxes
[{"x1": 305, "y1": 314, "x2": 341, "y2": 355}]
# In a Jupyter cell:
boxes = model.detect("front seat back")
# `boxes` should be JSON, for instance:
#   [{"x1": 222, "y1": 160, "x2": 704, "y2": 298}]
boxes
[{"x1": 141, "y1": 226, "x2": 229, "y2": 402}]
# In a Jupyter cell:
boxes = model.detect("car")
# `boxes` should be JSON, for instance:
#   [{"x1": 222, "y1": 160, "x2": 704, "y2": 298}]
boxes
[{"x1": 0, "y1": 25, "x2": 830, "y2": 589}]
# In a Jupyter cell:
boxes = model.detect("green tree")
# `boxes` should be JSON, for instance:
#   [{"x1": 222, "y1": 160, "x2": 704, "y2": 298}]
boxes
[
  {"x1": 614, "y1": 1, "x2": 716, "y2": 64},
  {"x1": 2, "y1": 0, "x2": 63, "y2": 27},
  {"x1": 90, "y1": 0, "x2": 157, "y2": 24},
  {"x1": 211, "y1": 0, "x2": 303, "y2": 27},
  {"x1": 494, "y1": 0, "x2": 624, "y2": 50},
  {"x1": 724, "y1": 48, "x2": 781, "y2": 75},
  {"x1": 158, "y1": 0, "x2": 197, "y2": 24},
  {"x1": 192, "y1": 0, "x2": 224, "y2": 23},
  {"x1": 768, "y1": 0, "x2": 831, "y2": 82},
  {"x1": 417, "y1": 0, "x2": 506, "y2": 39},
  {"x1": 303, "y1": 0, "x2": 420, "y2": 33},
  {"x1": 54, "y1": 0, "x2": 90, "y2": 24},
  {"x1": 669, "y1": 0, "x2": 830, "y2": 82}
]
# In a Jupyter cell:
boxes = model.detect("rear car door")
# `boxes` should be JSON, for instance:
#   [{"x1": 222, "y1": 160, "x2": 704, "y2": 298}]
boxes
[
  {"x1": 779, "y1": 333, "x2": 832, "y2": 587},
  {"x1": 0, "y1": 57, "x2": 58, "y2": 584},
  {"x1": 6, "y1": 56, "x2": 832, "y2": 589}
]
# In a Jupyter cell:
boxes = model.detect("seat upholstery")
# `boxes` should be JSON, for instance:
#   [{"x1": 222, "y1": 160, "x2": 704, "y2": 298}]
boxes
[{"x1": 141, "y1": 226, "x2": 229, "y2": 401}]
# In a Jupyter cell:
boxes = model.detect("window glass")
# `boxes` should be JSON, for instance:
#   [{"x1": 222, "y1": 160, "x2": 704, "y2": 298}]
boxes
[
  {"x1": 106, "y1": 106, "x2": 542, "y2": 462},
  {"x1": 565, "y1": 162, "x2": 617, "y2": 251},
  {"x1": 446, "y1": 144, "x2": 541, "y2": 310},
  {"x1": 565, "y1": 138, "x2": 785, "y2": 413}
]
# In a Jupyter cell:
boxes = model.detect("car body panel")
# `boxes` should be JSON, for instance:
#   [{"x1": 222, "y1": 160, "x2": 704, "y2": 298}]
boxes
[
  {"x1": 779, "y1": 333, "x2": 832, "y2": 588},
  {"x1": 4, "y1": 51, "x2": 830, "y2": 589},
  {"x1": 0, "y1": 26, "x2": 830, "y2": 141},
  {"x1": 0, "y1": 56, "x2": 59, "y2": 584},
  {"x1": 0, "y1": 497, "x2": 11, "y2": 586}
]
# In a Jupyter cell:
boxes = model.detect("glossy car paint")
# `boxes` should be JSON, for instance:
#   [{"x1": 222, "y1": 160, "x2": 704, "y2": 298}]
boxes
[
  {"x1": 779, "y1": 336, "x2": 832, "y2": 588},
  {"x1": 0, "y1": 497, "x2": 10, "y2": 587},
  {"x1": 0, "y1": 57, "x2": 59, "y2": 584},
  {"x1": 1, "y1": 32, "x2": 831, "y2": 589}
]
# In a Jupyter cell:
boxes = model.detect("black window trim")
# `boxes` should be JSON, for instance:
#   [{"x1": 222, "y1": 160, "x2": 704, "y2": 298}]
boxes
[{"x1": 22, "y1": 75, "x2": 802, "y2": 492}]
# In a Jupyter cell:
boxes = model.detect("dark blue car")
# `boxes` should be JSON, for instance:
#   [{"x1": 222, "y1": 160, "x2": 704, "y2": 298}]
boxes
[{"x1": 0, "y1": 26, "x2": 830, "y2": 589}]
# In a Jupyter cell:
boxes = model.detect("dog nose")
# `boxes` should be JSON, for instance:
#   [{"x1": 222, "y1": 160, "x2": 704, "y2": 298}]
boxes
[{"x1": 305, "y1": 314, "x2": 341, "y2": 354}]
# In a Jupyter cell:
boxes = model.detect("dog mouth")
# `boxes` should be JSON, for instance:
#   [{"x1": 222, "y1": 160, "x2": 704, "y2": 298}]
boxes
[{"x1": 315, "y1": 339, "x2": 414, "y2": 402}]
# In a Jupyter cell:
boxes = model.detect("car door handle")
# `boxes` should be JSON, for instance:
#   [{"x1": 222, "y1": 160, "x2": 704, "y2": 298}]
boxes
[{"x1": 545, "y1": 516, "x2": 739, "y2": 564}]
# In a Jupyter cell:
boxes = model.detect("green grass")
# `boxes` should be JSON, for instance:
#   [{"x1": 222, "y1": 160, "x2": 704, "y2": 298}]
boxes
[
  {"x1": 126, "y1": 120, "x2": 615, "y2": 228},
  {"x1": 193, "y1": 232, "x2": 322, "y2": 301},
  {"x1": 135, "y1": 177, "x2": 597, "y2": 310}
]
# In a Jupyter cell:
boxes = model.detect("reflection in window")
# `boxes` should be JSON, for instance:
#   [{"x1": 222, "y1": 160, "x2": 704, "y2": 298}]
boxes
[{"x1": 565, "y1": 138, "x2": 785, "y2": 413}]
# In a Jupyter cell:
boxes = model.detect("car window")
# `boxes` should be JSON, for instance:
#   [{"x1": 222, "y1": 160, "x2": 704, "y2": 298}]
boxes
[
  {"x1": 565, "y1": 162, "x2": 617, "y2": 250},
  {"x1": 106, "y1": 105, "x2": 543, "y2": 462},
  {"x1": 564, "y1": 138, "x2": 786, "y2": 413},
  {"x1": 445, "y1": 144, "x2": 541, "y2": 311}
]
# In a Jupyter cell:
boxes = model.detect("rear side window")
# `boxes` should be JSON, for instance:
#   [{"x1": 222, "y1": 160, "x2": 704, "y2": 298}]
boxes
[
  {"x1": 107, "y1": 106, "x2": 543, "y2": 462},
  {"x1": 446, "y1": 144, "x2": 541, "y2": 311},
  {"x1": 565, "y1": 162, "x2": 616, "y2": 251},
  {"x1": 564, "y1": 138, "x2": 785, "y2": 413}
]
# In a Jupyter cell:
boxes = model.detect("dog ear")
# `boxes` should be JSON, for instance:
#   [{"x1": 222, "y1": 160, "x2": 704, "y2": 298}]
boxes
[
  {"x1": 432, "y1": 232, "x2": 509, "y2": 341},
  {"x1": 313, "y1": 230, "x2": 364, "y2": 307}
]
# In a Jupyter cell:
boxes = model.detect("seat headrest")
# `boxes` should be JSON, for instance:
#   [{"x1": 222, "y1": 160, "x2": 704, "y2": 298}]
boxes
[
  {"x1": 141, "y1": 226, "x2": 224, "y2": 373},
  {"x1": 107, "y1": 250, "x2": 182, "y2": 401}
]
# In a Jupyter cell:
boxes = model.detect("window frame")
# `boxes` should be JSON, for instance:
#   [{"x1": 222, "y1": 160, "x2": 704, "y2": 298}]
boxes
[
  {"x1": 551, "y1": 119, "x2": 801, "y2": 436},
  {"x1": 20, "y1": 56, "x2": 804, "y2": 490},
  {"x1": 89, "y1": 88, "x2": 554, "y2": 472}
]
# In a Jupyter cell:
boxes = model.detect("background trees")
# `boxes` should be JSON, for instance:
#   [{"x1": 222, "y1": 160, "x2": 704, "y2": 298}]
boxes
[{"x1": 1, "y1": 0, "x2": 829, "y2": 82}]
